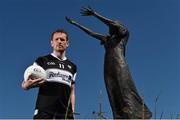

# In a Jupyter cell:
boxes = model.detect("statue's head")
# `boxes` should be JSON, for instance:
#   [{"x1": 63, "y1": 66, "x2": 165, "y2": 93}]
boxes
[
  {"x1": 109, "y1": 21, "x2": 121, "y2": 35},
  {"x1": 109, "y1": 20, "x2": 127, "y2": 37}
]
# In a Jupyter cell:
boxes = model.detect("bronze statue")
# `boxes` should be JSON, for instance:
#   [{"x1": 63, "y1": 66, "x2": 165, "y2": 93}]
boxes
[{"x1": 66, "y1": 6, "x2": 152, "y2": 119}]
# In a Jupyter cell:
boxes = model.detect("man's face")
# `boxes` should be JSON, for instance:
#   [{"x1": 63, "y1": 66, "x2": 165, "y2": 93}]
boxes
[{"x1": 51, "y1": 32, "x2": 69, "y2": 52}]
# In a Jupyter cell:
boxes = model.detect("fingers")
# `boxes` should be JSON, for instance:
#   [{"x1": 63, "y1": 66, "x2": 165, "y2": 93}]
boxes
[
  {"x1": 33, "y1": 78, "x2": 44, "y2": 83},
  {"x1": 80, "y1": 7, "x2": 89, "y2": 15},
  {"x1": 80, "y1": 6, "x2": 94, "y2": 16},
  {"x1": 81, "y1": 6, "x2": 92, "y2": 12},
  {"x1": 27, "y1": 74, "x2": 43, "y2": 81},
  {"x1": 27, "y1": 77, "x2": 44, "y2": 84},
  {"x1": 38, "y1": 80, "x2": 45, "y2": 84},
  {"x1": 65, "y1": 16, "x2": 76, "y2": 24},
  {"x1": 80, "y1": 11, "x2": 90, "y2": 16},
  {"x1": 27, "y1": 74, "x2": 32, "y2": 80},
  {"x1": 65, "y1": 16, "x2": 73, "y2": 22},
  {"x1": 38, "y1": 80, "x2": 45, "y2": 86},
  {"x1": 31, "y1": 78, "x2": 45, "y2": 87},
  {"x1": 81, "y1": 7, "x2": 88, "y2": 12},
  {"x1": 80, "y1": 11, "x2": 87, "y2": 16},
  {"x1": 65, "y1": 16, "x2": 70, "y2": 21}
]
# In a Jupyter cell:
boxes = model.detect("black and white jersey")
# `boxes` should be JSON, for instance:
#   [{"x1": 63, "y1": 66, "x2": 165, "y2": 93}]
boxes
[
  {"x1": 33, "y1": 53, "x2": 77, "y2": 117},
  {"x1": 34, "y1": 53, "x2": 77, "y2": 96},
  {"x1": 35, "y1": 54, "x2": 76, "y2": 86}
]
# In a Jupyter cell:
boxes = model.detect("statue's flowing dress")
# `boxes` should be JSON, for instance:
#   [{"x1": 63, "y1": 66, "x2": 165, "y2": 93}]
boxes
[{"x1": 104, "y1": 32, "x2": 152, "y2": 119}]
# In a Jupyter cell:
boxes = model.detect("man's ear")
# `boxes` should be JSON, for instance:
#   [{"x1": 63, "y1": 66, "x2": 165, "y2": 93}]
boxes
[
  {"x1": 51, "y1": 40, "x2": 53, "y2": 47},
  {"x1": 66, "y1": 41, "x2": 69, "y2": 47}
]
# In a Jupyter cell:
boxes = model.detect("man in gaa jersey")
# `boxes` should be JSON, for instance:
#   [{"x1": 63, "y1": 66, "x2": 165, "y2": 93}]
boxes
[{"x1": 22, "y1": 29, "x2": 77, "y2": 119}]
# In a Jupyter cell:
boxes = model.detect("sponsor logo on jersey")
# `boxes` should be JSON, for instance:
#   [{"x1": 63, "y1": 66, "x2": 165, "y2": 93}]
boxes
[
  {"x1": 46, "y1": 69, "x2": 73, "y2": 86},
  {"x1": 48, "y1": 72, "x2": 71, "y2": 83}
]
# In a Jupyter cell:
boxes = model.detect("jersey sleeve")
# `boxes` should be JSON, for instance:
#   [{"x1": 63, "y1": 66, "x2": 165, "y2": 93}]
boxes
[
  {"x1": 71, "y1": 65, "x2": 77, "y2": 84},
  {"x1": 33, "y1": 57, "x2": 44, "y2": 67}
]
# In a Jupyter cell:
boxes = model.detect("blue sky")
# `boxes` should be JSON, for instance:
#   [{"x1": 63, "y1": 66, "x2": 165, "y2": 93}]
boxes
[{"x1": 0, "y1": 0, "x2": 179, "y2": 119}]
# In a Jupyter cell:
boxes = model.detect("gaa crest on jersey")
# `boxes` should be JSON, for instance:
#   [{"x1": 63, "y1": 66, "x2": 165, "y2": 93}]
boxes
[{"x1": 47, "y1": 61, "x2": 56, "y2": 65}]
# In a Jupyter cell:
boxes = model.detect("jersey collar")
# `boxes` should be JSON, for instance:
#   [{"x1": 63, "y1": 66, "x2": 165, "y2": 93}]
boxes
[{"x1": 51, "y1": 53, "x2": 67, "y2": 61}]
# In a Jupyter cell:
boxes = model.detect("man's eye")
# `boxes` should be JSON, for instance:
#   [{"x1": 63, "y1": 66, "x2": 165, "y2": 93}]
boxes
[{"x1": 61, "y1": 39, "x2": 65, "y2": 41}]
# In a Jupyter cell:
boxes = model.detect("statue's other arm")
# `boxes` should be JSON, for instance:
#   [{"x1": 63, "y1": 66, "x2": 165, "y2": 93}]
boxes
[
  {"x1": 81, "y1": 6, "x2": 115, "y2": 26},
  {"x1": 65, "y1": 16, "x2": 107, "y2": 44}
]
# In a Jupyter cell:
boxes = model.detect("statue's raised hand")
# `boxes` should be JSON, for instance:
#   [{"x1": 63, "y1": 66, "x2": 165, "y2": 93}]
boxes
[
  {"x1": 65, "y1": 16, "x2": 77, "y2": 25},
  {"x1": 81, "y1": 6, "x2": 95, "y2": 16}
]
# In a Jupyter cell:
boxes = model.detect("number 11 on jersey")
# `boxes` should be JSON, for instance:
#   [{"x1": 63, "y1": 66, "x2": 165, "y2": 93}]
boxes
[{"x1": 59, "y1": 64, "x2": 65, "y2": 69}]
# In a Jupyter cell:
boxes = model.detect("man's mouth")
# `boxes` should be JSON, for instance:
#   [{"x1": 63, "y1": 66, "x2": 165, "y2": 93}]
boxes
[{"x1": 58, "y1": 45, "x2": 63, "y2": 48}]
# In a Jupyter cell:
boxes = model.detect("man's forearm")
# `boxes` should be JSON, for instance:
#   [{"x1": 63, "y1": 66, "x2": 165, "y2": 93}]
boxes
[
  {"x1": 70, "y1": 85, "x2": 75, "y2": 112},
  {"x1": 71, "y1": 94, "x2": 75, "y2": 112}
]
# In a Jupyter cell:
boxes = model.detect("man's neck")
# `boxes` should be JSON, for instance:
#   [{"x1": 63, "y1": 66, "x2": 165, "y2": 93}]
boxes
[{"x1": 52, "y1": 51, "x2": 66, "y2": 60}]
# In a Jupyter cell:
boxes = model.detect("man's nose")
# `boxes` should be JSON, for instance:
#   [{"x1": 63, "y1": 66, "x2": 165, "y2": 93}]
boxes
[{"x1": 57, "y1": 39, "x2": 62, "y2": 43}]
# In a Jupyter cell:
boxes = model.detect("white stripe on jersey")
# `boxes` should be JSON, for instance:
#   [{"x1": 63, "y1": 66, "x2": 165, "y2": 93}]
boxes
[{"x1": 73, "y1": 73, "x2": 77, "y2": 81}]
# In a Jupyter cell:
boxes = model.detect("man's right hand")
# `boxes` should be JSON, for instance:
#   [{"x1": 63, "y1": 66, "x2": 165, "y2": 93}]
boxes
[{"x1": 22, "y1": 74, "x2": 45, "y2": 90}]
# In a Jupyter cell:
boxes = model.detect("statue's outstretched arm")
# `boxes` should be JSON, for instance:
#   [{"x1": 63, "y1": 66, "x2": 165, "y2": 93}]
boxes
[
  {"x1": 81, "y1": 6, "x2": 115, "y2": 26},
  {"x1": 65, "y1": 16, "x2": 107, "y2": 44}
]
